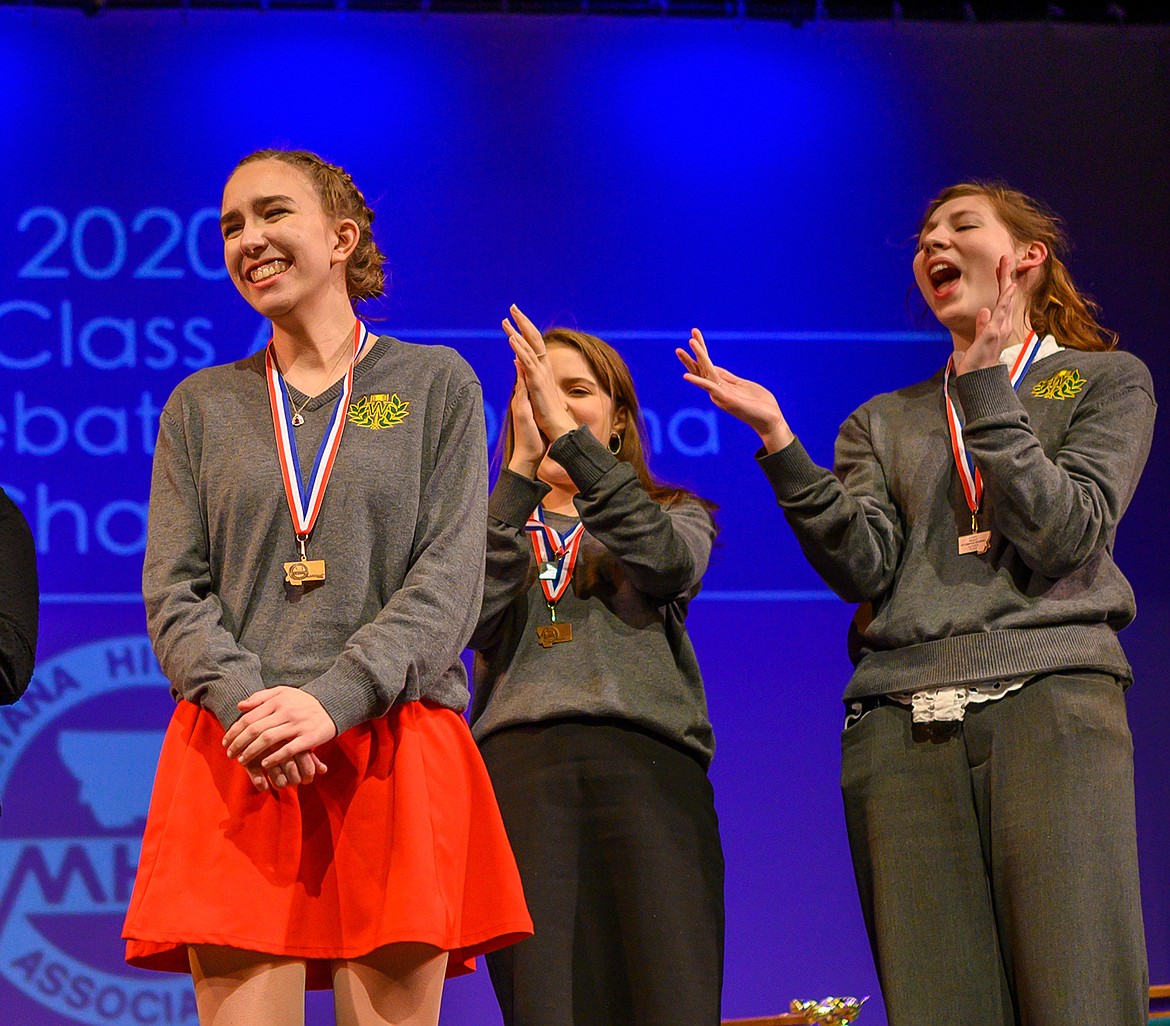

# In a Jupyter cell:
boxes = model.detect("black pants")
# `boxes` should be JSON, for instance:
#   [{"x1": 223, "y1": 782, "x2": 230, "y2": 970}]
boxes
[{"x1": 480, "y1": 719, "x2": 725, "y2": 1026}]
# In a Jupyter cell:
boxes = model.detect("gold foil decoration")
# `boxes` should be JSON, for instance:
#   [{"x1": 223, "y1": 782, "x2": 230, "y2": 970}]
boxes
[{"x1": 789, "y1": 995, "x2": 868, "y2": 1025}]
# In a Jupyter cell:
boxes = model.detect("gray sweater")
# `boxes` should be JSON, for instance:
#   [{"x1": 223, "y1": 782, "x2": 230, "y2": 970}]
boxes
[
  {"x1": 759, "y1": 347, "x2": 1155, "y2": 700},
  {"x1": 143, "y1": 334, "x2": 487, "y2": 734},
  {"x1": 469, "y1": 427, "x2": 717, "y2": 765}
]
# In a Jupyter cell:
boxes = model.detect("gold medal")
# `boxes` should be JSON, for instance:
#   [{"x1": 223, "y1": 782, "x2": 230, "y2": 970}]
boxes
[
  {"x1": 536, "y1": 622, "x2": 573, "y2": 648},
  {"x1": 944, "y1": 338, "x2": 1044, "y2": 561},
  {"x1": 957, "y1": 532, "x2": 991, "y2": 555},
  {"x1": 958, "y1": 512, "x2": 991, "y2": 555},
  {"x1": 267, "y1": 322, "x2": 367, "y2": 590},
  {"x1": 284, "y1": 558, "x2": 327, "y2": 585},
  {"x1": 285, "y1": 536, "x2": 325, "y2": 585},
  {"x1": 536, "y1": 601, "x2": 572, "y2": 647}
]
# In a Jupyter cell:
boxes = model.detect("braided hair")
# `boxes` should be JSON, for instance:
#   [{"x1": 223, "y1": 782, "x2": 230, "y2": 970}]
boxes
[{"x1": 231, "y1": 149, "x2": 387, "y2": 303}]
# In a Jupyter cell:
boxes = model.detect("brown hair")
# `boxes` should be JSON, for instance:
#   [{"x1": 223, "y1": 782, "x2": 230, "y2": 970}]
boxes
[
  {"x1": 230, "y1": 149, "x2": 387, "y2": 303},
  {"x1": 919, "y1": 181, "x2": 1117, "y2": 352},
  {"x1": 501, "y1": 328, "x2": 716, "y2": 516}
]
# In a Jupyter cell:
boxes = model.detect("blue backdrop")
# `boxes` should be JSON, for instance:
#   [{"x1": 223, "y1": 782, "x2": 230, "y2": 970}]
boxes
[{"x1": 1, "y1": 9, "x2": 1167, "y2": 1025}]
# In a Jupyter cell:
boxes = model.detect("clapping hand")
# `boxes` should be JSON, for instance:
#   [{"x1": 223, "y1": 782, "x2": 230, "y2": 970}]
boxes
[
  {"x1": 507, "y1": 369, "x2": 547, "y2": 479},
  {"x1": 676, "y1": 329, "x2": 795, "y2": 453},
  {"x1": 503, "y1": 305, "x2": 577, "y2": 443}
]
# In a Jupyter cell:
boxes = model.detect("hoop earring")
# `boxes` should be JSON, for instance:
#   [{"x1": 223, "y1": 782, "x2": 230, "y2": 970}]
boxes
[{"x1": 608, "y1": 433, "x2": 622, "y2": 455}]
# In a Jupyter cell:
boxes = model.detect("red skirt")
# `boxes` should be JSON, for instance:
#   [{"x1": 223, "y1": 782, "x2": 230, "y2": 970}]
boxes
[{"x1": 123, "y1": 699, "x2": 532, "y2": 988}]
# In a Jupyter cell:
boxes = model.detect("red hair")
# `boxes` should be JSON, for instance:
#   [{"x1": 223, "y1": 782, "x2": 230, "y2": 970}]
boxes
[{"x1": 920, "y1": 181, "x2": 1117, "y2": 352}]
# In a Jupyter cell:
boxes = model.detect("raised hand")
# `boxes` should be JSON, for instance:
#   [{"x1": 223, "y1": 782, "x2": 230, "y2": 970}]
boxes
[
  {"x1": 223, "y1": 686, "x2": 338, "y2": 780},
  {"x1": 957, "y1": 255, "x2": 1018, "y2": 374},
  {"x1": 676, "y1": 329, "x2": 795, "y2": 453},
  {"x1": 507, "y1": 368, "x2": 548, "y2": 478},
  {"x1": 503, "y1": 304, "x2": 577, "y2": 442}
]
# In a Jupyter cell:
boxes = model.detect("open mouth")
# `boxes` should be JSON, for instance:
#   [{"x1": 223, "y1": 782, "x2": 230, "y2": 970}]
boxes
[
  {"x1": 248, "y1": 259, "x2": 290, "y2": 284},
  {"x1": 928, "y1": 259, "x2": 960, "y2": 296}
]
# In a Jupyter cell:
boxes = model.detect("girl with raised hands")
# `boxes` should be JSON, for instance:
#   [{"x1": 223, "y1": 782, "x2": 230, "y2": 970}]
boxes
[
  {"x1": 470, "y1": 306, "x2": 724, "y2": 1026},
  {"x1": 122, "y1": 148, "x2": 530, "y2": 1026},
  {"x1": 680, "y1": 182, "x2": 1154, "y2": 1026}
]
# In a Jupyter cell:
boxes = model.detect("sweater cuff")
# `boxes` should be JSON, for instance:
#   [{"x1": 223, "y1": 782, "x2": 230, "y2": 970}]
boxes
[
  {"x1": 204, "y1": 674, "x2": 261, "y2": 730},
  {"x1": 489, "y1": 469, "x2": 551, "y2": 529},
  {"x1": 756, "y1": 438, "x2": 825, "y2": 502},
  {"x1": 303, "y1": 663, "x2": 384, "y2": 738},
  {"x1": 954, "y1": 363, "x2": 1023, "y2": 422},
  {"x1": 548, "y1": 425, "x2": 617, "y2": 493}
]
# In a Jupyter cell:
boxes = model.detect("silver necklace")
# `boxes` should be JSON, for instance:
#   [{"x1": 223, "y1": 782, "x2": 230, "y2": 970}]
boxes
[{"x1": 282, "y1": 326, "x2": 362, "y2": 427}]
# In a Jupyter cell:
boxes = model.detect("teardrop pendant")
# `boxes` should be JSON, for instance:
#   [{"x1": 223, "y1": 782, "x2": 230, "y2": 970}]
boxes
[{"x1": 292, "y1": 413, "x2": 305, "y2": 427}]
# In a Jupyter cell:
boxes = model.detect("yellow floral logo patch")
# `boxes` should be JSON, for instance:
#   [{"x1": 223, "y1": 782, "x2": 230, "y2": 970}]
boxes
[
  {"x1": 348, "y1": 392, "x2": 411, "y2": 429},
  {"x1": 1031, "y1": 368, "x2": 1085, "y2": 400}
]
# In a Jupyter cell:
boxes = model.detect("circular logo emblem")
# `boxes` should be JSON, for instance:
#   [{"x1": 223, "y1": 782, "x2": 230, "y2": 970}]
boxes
[
  {"x1": 288, "y1": 561, "x2": 310, "y2": 583},
  {"x1": 0, "y1": 635, "x2": 197, "y2": 1024}
]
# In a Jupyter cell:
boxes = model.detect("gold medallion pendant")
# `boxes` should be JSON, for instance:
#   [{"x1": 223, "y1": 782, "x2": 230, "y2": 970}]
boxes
[
  {"x1": 957, "y1": 532, "x2": 991, "y2": 555},
  {"x1": 958, "y1": 512, "x2": 991, "y2": 555},
  {"x1": 536, "y1": 622, "x2": 573, "y2": 648},
  {"x1": 284, "y1": 559, "x2": 327, "y2": 585}
]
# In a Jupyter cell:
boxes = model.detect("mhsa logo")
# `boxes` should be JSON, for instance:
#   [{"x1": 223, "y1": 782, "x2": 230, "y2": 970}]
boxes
[{"x1": 0, "y1": 636, "x2": 196, "y2": 1024}]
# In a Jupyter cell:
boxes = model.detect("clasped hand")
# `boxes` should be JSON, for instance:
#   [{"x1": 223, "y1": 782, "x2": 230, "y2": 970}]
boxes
[
  {"x1": 503, "y1": 304, "x2": 577, "y2": 476},
  {"x1": 222, "y1": 686, "x2": 337, "y2": 793}
]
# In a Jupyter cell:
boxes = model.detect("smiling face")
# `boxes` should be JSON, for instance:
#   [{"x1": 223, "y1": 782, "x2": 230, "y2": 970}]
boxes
[
  {"x1": 219, "y1": 159, "x2": 354, "y2": 323},
  {"x1": 913, "y1": 194, "x2": 1030, "y2": 341},
  {"x1": 538, "y1": 342, "x2": 627, "y2": 489}
]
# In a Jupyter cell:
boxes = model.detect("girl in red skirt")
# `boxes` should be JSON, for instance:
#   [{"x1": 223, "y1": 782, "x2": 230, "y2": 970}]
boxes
[{"x1": 123, "y1": 149, "x2": 531, "y2": 1025}]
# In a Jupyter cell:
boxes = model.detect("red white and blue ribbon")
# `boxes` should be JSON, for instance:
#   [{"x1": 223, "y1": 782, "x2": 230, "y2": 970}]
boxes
[
  {"x1": 943, "y1": 330, "x2": 1044, "y2": 517},
  {"x1": 265, "y1": 320, "x2": 367, "y2": 543},
  {"x1": 525, "y1": 505, "x2": 586, "y2": 606}
]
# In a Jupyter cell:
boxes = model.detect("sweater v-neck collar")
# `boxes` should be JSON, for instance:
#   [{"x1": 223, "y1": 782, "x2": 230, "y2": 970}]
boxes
[{"x1": 279, "y1": 333, "x2": 394, "y2": 410}]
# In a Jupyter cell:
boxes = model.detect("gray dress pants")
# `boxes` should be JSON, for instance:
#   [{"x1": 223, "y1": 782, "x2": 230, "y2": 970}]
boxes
[{"x1": 841, "y1": 671, "x2": 1147, "y2": 1026}]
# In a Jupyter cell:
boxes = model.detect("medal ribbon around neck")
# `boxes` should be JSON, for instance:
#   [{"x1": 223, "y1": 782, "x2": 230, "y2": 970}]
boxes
[
  {"x1": 265, "y1": 321, "x2": 367, "y2": 543},
  {"x1": 943, "y1": 329, "x2": 1043, "y2": 517},
  {"x1": 525, "y1": 505, "x2": 586, "y2": 605}
]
